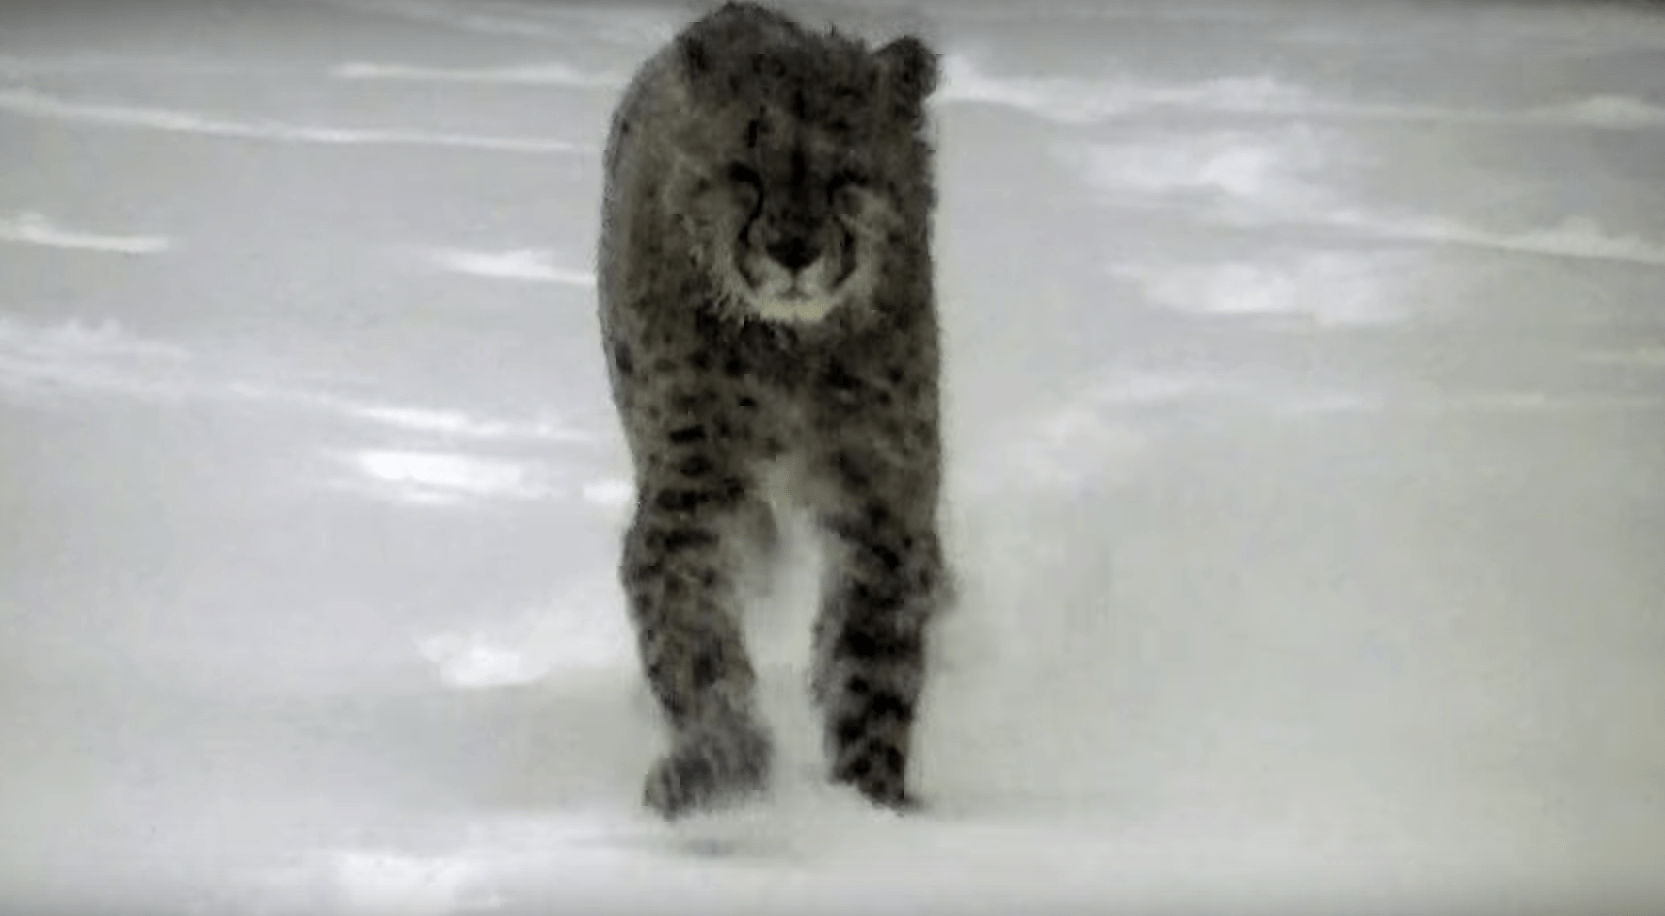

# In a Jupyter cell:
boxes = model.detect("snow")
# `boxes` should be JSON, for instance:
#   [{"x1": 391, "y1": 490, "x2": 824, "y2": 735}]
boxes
[
  {"x1": 420, "y1": 247, "x2": 596, "y2": 285},
  {"x1": 0, "y1": 85, "x2": 583, "y2": 152},
  {"x1": 2, "y1": 0, "x2": 1664, "y2": 912},
  {"x1": 0, "y1": 211, "x2": 173, "y2": 254}
]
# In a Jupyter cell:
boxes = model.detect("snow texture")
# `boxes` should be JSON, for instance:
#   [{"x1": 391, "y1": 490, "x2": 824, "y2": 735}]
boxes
[{"x1": 2, "y1": 0, "x2": 1664, "y2": 913}]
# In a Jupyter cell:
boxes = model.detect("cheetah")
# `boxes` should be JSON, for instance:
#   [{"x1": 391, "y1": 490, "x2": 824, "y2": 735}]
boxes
[{"x1": 596, "y1": 1, "x2": 946, "y2": 819}]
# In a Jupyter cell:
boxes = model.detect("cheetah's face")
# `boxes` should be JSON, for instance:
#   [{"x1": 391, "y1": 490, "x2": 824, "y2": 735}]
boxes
[
  {"x1": 712, "y1": 137, "x2": 892, "y2": 325},
  {"x1": 668, "y1": 33, "x2": 937, "y2": 325}
]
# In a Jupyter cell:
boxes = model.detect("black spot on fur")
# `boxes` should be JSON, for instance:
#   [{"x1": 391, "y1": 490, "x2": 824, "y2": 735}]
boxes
[
  {"x1": 661, "y1": 527, "x2": 717, "y2": 553},
  {"x1": 821, "y1": 360, "x2": 862, "y2": 395},
  {"x1": 667, "y1": 425, "x2": 707, "y2": 444},
  {"x1": 881, "y1": 744, "x2": 905, "y2": 776},
  {"x1": 848, "y1": 578, "x2": 905, "y2": 612},
  {"x1": 867, "y1": 541, "x2": 903, "y2": 574},
  {"x1": 670, "y1": 391, "x2": 712, "y2": 413},
  {"x1": 655, "y1": 480, "x2": 744, "y2": 514},
  {"x1": 831, "y1": 450, "x2": 872, "y2": 489},
  {"x1": 654, "y1": 488, "x2": 700, "y2": 513},
  {"x1": 866, "y1": 691, "x2": 913, "y2": 723},
  {"x1": 691, "y1": 649, "x2": 720, "y2": 689},
  {"x1": 826, "y1": 517, "x2": 902, "y2": 574},
  {"x1": 678, "y1": 454, "x2": 715, "y2": 477},
  {"x1": 838, "y1": 628, "x2": 916, "y2": 662}
]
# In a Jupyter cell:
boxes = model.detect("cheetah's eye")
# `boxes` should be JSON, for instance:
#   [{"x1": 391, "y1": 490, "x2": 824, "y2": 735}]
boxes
[
  {"x1": 726, "y1": 162, "x2": 763, "y2": 210},
  {"x1": 726, "y1": 162, "x2": 762, "y2": 188}
]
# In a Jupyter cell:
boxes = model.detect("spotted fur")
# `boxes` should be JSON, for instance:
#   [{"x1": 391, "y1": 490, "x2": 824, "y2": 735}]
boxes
[{"x1": 597, "y1": 1, "x2": 946, "y2": 819}]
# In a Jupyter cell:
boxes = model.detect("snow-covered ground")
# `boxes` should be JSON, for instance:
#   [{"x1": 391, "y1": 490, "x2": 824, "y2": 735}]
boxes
[{"x1": 3, "y1": 0, "x2": 1664, "y2": 911}]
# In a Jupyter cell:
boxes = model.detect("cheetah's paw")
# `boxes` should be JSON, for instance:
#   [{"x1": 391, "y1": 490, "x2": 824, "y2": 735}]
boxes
[{"x1": 643, "y1": 721, "x2": 773, "y2": 820}]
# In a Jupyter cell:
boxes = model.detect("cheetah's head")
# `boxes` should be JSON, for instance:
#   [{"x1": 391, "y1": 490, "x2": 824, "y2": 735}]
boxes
[{"x1": 663, "y1": 12, "x2": 937, "y2": 325}]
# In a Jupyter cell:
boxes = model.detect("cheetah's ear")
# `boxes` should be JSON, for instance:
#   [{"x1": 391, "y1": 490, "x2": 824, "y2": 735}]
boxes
[{"x1": 876, "y1": 35, "x2": 938, "y2": 104}]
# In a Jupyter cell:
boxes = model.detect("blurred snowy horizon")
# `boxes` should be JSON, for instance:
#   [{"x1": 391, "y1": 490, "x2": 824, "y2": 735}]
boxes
[{"x1": 3, "y1": 0, "x2": 1664, "y2": 913}]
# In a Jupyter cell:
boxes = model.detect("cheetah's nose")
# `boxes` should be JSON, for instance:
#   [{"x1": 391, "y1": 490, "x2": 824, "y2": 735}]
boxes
[{"x1": 766, "y1": 237, "x2": 820, "y2": 273}]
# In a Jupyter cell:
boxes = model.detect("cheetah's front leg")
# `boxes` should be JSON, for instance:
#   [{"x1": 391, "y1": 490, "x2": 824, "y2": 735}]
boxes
[
  {"x1": 621, "y1": 464, "x2": 773, "y2": 819},
  {"x1": 810, "y1": 448, "x2": 947, "y2": 810}
]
